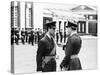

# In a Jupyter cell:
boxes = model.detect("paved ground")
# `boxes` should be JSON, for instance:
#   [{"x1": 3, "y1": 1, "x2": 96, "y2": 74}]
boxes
[{"x1": 13, "y1": 36, "x2": 98, "y2": 73}]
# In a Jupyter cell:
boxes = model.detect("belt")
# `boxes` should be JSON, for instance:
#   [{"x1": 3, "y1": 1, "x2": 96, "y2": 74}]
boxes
[
  {"x1": 43, "y1": 56, "x2": 56, "y2": 63},
  {"x1": 45, "y1": 56, "x2": 56, "y2": 60},
  {"x1": 71, "y1": 55, "x2": 78, "y2": 59}
]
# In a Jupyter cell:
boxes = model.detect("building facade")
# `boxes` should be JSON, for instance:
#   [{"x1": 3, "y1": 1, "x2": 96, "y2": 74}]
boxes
[
  {"x1": 11, "y1": 1, "x2": 97, "y2": 36},
  {"x1": 11, "y1": 1, "x2": 20, "y2": 30},
  {"x1": 71, "y1": 5, "x2": 97, "y2": 36}
]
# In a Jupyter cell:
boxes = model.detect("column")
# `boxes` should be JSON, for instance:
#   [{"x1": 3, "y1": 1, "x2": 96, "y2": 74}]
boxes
[
  {"x1": 11, "y1": 1, "x2": 20, "y2": 29},
  {"x1": 20, "y1": 2, "x2": 25, "y2": 29},
  {"x1": 86, "y1": 15, "x2": 89, "y2": 34},
  {"x1": 25, "y1": 2, "x2": 33, "y2": 29}
]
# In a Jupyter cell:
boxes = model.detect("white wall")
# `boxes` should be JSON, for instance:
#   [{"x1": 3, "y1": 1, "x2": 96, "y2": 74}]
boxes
[
  {"x1": 33, "y1": 3, "x2": 43, "y2": 30},
  {"x1": 20, "y1": 2, "x2": 25, "y2": 29}
]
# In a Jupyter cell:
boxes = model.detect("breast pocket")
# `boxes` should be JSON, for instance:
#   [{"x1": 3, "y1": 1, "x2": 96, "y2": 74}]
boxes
[
  {"x1": 46, "y1": 46, "x2": 52, "y2": 54},
  {"x1": 46, "y1": 46, "x2": 51, "y2": 51}
]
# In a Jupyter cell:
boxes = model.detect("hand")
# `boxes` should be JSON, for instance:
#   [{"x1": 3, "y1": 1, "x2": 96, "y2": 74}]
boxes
[
  {"x1": 60, "y1": 64, "x2": 63, "y2": 70},
  {"x1": 60, "y1": 67, "x2": 68, "y2": 71},
  {"x1": 61, "y1": 67, "x2": 66, "y2": 71},
  {"x1": 56, "y1": 55, "x2": 59, "y2": 59}
]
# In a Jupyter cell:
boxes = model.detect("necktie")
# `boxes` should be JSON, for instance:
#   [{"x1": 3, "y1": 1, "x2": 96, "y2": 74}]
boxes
[
  {"x1": 50, "y1": 37, "x2": 56, "y2": 55},
  {"x1": 51, "y1": 37, "x2": 54, "y2": 46}
]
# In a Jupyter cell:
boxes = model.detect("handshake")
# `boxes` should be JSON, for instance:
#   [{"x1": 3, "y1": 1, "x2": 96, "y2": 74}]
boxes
[
  {"x1": 60, "y1": 64, "x2": 68, "y2": 71},
  {"x1": 62, "y1": 45, "x2": 66, "y2": 50}
]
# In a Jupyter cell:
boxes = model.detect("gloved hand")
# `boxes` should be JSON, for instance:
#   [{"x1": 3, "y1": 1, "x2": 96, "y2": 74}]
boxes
[{"x1": 60, "y1": 64, "x2": 63, "y2": 70}]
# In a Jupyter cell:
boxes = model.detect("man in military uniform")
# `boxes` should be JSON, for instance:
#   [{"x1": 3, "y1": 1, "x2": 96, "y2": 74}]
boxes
[
  {"x1": 36, "y1": 21, "x2": 56, "y2": 72},
  {"x1": 11, "y1": 28, "x2": 14, "y2": 45},
  {"x1": 30, "y1": 30, "x2": 34, "y2": 45},
  {"x1": 25, "y1": 30, "x2": 28, "y2": 43},
  {"x1": 64, "y1": 32, "x2": 67, "y2": 43},
  {"x1": 15, "y1": 29, "x2": 19, "y2": 45},
  {"x1": 60, "y1": 30, "x2": 63, "y2": 43},
  {"x1": 28, "y1": 30, "x2": 32, "y2": 44},
  {"x1": 21, "y1": 29, "x2": 25, "y2": 44},
  {"x1": 56, "y1": 30, "x2": 59, "y2": 44},
  {"x1": 34, "y1": 30, "x2": 38, "y2": 44},
  {"x1": 60, "y1": 20, "x2": 82, "y2": 70}
]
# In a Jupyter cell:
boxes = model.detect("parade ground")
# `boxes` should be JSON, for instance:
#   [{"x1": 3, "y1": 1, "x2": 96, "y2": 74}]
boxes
[{"x1": 13, "y1": 36, "x2": 98, "y2": 74}]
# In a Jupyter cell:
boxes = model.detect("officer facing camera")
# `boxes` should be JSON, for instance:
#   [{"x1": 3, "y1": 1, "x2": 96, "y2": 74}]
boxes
[{"x1": 36, "y1": 21, "x2": 57, "y2": 72}]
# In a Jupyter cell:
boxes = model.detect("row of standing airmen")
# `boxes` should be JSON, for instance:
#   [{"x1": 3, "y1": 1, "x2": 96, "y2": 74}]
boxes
[
  {"x1": 11, "y1": 29, "x2": 45, "y2": 45},
  {"x1": 11, "y1": 29, "x2": 69, "y2": 45}
]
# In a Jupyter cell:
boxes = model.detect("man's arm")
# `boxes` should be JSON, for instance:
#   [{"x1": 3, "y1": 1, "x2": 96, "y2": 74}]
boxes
[
  {"x1": 36, "y1": 40, "x2": 45, "y2": 71},
  {"x1": 60, "y1": 38, "x2": 73, "y2": 68}
]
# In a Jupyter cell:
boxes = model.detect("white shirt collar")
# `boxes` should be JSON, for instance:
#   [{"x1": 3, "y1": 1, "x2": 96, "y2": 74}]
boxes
[
  {"x1": 70, "y1": 31, "x2": 77, "y2": 36},
  {"x1": 46, "y1": 33, "x2": 51, "y2": 39}
]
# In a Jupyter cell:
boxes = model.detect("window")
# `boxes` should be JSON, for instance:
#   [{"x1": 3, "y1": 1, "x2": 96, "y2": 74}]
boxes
[{"x1": 88, "y1": 15, "x2": 97, "y2": 20}]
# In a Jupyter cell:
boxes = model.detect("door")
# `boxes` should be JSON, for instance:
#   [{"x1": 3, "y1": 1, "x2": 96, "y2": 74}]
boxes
[{"x1": 77, "y1": 21, "x2": 86, "y2": 33}]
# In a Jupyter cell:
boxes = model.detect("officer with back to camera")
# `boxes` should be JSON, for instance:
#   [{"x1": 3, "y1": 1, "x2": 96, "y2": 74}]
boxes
[{"x1": 60, "y1": 20, "x2": 82, "y2": 71}]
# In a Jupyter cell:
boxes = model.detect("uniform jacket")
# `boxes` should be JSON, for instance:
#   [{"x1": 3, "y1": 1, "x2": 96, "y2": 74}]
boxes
[
  {"x1": 60, "y1": 33, "x2": 82, "y2": 70},
  {"x1": 36, "y1": 35, "x2": 56, "y2": 71}
]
